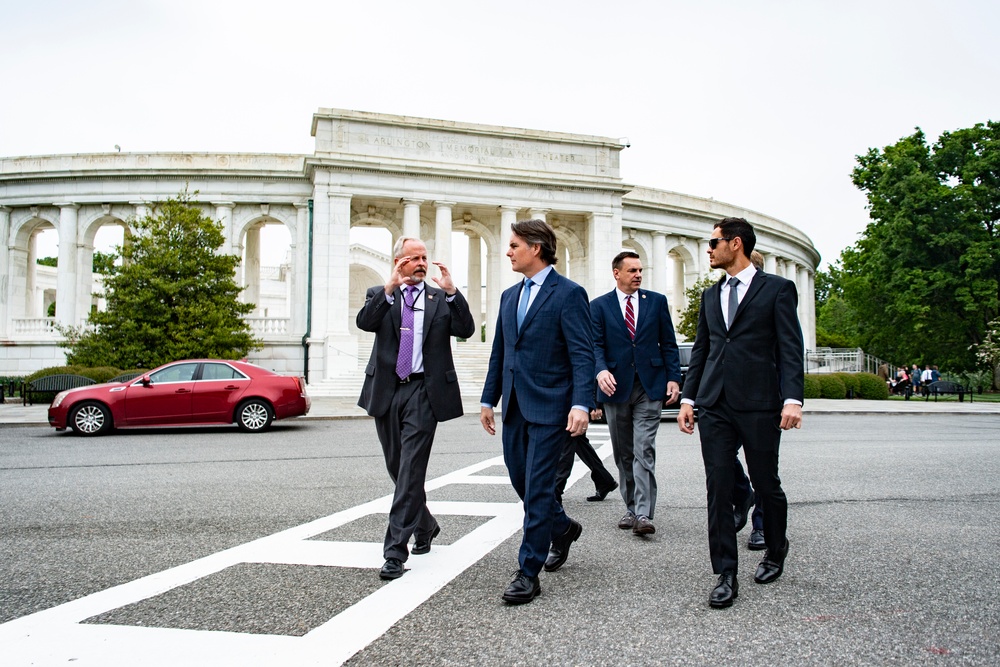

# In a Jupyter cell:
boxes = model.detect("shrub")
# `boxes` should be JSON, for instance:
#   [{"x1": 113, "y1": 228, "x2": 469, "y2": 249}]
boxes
[
  {"x1": 817, "y1": 374, "x2": 847, "y2": 399},
  {"x1": 855, "y1": 372, "x2": 890, "y2": 400},
  {"x1": 803, "y1": 375, "x2": 821, "y2": 399},
  {"x1": 836, "y1": 373, "x2": 860, "y2": 398}
]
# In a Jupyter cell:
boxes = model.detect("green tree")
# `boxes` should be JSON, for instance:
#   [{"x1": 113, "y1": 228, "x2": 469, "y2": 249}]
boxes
[
  {"x1": 62, "y1": 193, "x2": 260, "y2": 368},
  {"x1": 814, "y1": 262, "x2": 860, "y2": 348},
  {"x1": 92, "y1": 250, "x2": 117, "y2": 275},
  {"x1": 842, "y1": 122, "x2": 1000, "y2": 371},
  {"x1": 675, "y1": 273, "x2": 720, "y2": 341}
]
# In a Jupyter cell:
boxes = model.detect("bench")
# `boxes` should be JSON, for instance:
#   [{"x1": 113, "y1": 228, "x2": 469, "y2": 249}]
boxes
[
  {"x1": 22, "y1": 374, "x2": 96, "y2": 406},
  {"x1": 924, "y1": 380, "x2": 971, "y2": 402},
  {"x1": 109, "y1": 372, "x2": 143, "y2": 384}
]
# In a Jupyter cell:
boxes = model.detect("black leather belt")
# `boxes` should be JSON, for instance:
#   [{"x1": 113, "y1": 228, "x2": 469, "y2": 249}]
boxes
[{"x1": 398, "y1": 372, "x2": 425, "y2": 384}]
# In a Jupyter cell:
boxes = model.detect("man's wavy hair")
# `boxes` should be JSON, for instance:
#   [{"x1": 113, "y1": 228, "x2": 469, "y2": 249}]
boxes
[
  {"x1": 715, "y1": 217, "x2": 756, "y2": 259},
  {"x1": 511, "y1": 219, "x2": 558, "y2": 266}
]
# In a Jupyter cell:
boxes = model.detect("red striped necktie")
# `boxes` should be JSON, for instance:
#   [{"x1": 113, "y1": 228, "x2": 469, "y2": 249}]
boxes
[{"x1": 625, "y1": 294, "x2": 636, "y2": 340}]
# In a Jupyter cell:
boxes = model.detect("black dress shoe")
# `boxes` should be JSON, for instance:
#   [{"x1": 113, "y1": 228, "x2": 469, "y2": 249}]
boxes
[
  {"x1": 709, "y1": 571, "x2": 738, "y2": 608},
  {"x1": 543, "y1": 518, "x2": 582, "y2": 572},
  {"x1": 754, "y1": 539, "x2": 789, "y2": 584},
  {"x1": 502, "y1": 570, "x2": 540, "y2": 604},
  {"x1": 747, "y1": 528, "x2": 766, "y2": 550},
  {"x1": 379, "y1": 558, "x2": 405, "y2": 580},
  {"x1": 587, "y1": 481, "x2": 618, "y2": 502},
  {"x1": 411, "y1": 525, "x2": 440, "y2": 555},
  {"x1": 734, "y1": 494, "x2": 754, "y2": 532}
]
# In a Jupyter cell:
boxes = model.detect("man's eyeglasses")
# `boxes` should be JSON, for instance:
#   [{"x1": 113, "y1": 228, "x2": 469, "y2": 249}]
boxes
[{"x1": 707, "y1": 237, "x2": 733, "y2": 250}]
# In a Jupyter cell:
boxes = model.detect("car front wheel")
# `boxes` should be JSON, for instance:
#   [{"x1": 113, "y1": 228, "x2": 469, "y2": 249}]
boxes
[
  {"x1": 70, "y1": 401, "x2": 112, "y2": 436},
  {"x1": 236, "y1": 399, "x2": 273, "y2": 432}
]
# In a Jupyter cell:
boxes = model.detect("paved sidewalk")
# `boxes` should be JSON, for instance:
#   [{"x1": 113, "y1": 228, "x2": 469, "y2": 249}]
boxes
[{"x1": 2, "y1": 395, "x2": 999, "y2": 428}]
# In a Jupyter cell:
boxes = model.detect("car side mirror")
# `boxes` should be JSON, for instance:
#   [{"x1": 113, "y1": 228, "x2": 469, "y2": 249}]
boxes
[{"x1": 140, "y1": 375, "x2": 152, "y2": 386}]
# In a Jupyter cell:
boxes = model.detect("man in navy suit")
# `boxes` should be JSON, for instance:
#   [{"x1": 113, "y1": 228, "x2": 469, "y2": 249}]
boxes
[
  {"x1": 481, "y1": 219, "x2": 595, "y2": 605},
  {"x1": 591, "y1": 251, "x2": 681, "y2": 536},
  {"x1": 357, "y1": 237, "x2": 476, "y2": 581},
  {"x1": 678, "y1": 217, "x2": 804, "y2": 609}
]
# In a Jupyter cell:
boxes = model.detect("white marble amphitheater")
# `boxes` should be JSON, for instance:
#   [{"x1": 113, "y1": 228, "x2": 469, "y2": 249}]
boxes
[{"x1": 0, "y1": 108, "x2": 819, "y2": 394}]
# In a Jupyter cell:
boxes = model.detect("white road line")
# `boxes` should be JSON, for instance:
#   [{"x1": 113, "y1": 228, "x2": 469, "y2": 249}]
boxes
[{"x1": 1, "y1": 439, "x2": 613, "y2": 666}]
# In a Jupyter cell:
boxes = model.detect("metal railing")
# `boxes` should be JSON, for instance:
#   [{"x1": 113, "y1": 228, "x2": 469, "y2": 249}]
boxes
[{"x1": 805, "y1": 348, "x2": 889, "y2": 375}]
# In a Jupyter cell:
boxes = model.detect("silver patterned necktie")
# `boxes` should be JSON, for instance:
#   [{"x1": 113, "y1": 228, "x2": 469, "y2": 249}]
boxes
[{"x1": 726, "y1": 276, "x2": 740, "y2": 330}]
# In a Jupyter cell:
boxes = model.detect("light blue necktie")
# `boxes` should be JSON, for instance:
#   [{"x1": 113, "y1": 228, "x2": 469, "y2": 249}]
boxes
[{"x1": 516, "y1": 279, "x2": 534, "y2": 332}]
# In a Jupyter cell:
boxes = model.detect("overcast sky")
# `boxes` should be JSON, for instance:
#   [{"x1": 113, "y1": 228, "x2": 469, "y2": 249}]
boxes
[{"x1": 2, "y1": 0, "x2": 998, "y2": 271}]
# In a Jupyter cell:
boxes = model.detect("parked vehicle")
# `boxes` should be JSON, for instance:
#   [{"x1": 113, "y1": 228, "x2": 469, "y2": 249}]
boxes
[
  {"x1": 660, "y1": 342, "x2": 693, "y2": 419},
  {"x1": 48, "y1": 359, "x2": 310, "y2": 436}
]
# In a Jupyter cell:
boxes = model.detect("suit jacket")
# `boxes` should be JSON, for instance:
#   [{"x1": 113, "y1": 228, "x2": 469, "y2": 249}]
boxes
[
  {"x1": 682, "y1": 271, "x2": 804, "y2": 411},
  {"x1": 357, "y1": 283, "x2": 476, "y2": 421},
  {"x1": 591, "y1": 288, "x2": 682, "y2": 403},
  {"x1": 481, "y1": 270, "x2": 595, "y2": 426}
]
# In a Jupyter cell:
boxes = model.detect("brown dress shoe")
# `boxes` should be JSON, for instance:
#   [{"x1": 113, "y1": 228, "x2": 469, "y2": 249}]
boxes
[
  {"x1": 618, "y1": 512, "x2": 636, "y2": 529},
  {"x1": 632, "y1": 515, "x2": 655, "y2": 535}
]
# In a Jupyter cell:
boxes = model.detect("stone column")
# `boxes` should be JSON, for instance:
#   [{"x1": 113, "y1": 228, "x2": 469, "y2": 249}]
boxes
[
  {"x1": 498, "y1": 205, "x2": 519, "y2": 288},
  {"x1": 324, "y1": 191, "x2": 357, "y2": 378},
  {"x1": 402, "y1": 199, "x2": 423, "y2": 239},
  {"x1": 672, "y1": 252, "x2": 686, "y2": 322},
  {"x1": 806, "y1": 270, "x2": 816, "y2": 350},
  {"x1": 55, "y1": 203, "x2": 79, "y2": 326},
  {"x1": 467, "y1": 232, "x2": 482, "y2": 341},
  {"x1": 434, "y1": 201, "x2": 454, "y2": 269},
  {"x1": 526, "y1": 208, "x2": 549, "y2": 223},
  {"x1": 587, "y1": 211, "x2": 621, "y2": 296},
  {"x1": 651, "y1": 233, "x2": 667, "y2": 293},
  {"x1": 292, "y1": 202, "x2": 309, "y2": 335},
  {"x1": 697, "y1": 239, "x2": 711, "y2": 275},
  {"x1": 244, "y1": 224, "x2": 261, "y2": 315},
  {"x1": 76, "y1": 232, "x2": 94, "y2": 323},
  {"x1": 25, "y1": 231, "x2": 37, "y2": 318},
  {"x1": 0, "y1": 207, "x2": 9, "y2": 338}
]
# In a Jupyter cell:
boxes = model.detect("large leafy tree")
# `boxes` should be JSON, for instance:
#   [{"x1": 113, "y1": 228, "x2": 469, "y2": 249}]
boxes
[
  {"x1": 63, "y1": 193, "x2": 260, "y2": 368},
  {"x1": 675, "y1": 273, "x2": 720, "y2": 341},
  {"x1": 842, "y1": 122, "x2": 1000, "y2": 372},
  {"x1": 814, "y1": 262, "x2": 860, "y2": 348}
]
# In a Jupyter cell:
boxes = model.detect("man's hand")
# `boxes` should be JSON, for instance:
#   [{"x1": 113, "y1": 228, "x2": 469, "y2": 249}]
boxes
[
  {"x1": 480, "y1": 406, "x2": 496, "y2": 435},
  {"x1": 590, "y1": 407, "x2": 603, "y2": 422},
  {"x1": 677, "y1": 403, "x2": 696, "y2": 434},
  {"x1": 664, "y1": 381, "x2": 681, "y2": 405},
  {"x1": 597, "y1": 370, "x2": 616, "y2": 397},
  {"x1": 384, "y1": 256, "x2": 413, "y2": 295},
  {"x1": 780, "y1": 403, "x2": 803, "y2": 430},
  {"x1": 566, "y1": 408, "x2": 589, "y2": 437},
  {"x1": 431, "y1": 261, "x2": 457, "y2": 295}
]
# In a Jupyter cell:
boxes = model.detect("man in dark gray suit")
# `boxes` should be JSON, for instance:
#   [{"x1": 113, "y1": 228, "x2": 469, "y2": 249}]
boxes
[
  {"x1": 678, "y1": 217, "x2": 804, "y2": 609},
  {"x1": 358, "y1": 237, "x2": 476, "y2": 581}
]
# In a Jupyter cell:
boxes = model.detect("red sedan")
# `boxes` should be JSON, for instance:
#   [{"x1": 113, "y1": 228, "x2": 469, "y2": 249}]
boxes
[{"x1": 48, "y1": 359, "x2": 310, "y2": 436}]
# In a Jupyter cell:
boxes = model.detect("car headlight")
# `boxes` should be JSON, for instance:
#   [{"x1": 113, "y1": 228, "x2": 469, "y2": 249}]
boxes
[{"x1": 52, "y1": 391, "x2": 68, "y2": 408}]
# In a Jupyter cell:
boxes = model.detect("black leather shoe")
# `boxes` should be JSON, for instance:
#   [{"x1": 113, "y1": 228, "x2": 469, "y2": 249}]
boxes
[
  {"x1": 734, "y1": 494, "x2": 754, "y2": 532},
  {"x1": 543, "y1": 518, "x2": 582, "y2": 572},
  {"x1": 587, "y1": 481, "x2": 618, "y2": 502},
  {"x1": 709, "y1": 571, "x2": 738, "y2": 608},
  {"x1": 502, "y1": 570, "x2": 540, "y2": 604},
  {"x1": 411, "y1": 525, "x2": 440, "y2": 555},
  {"x1": 747, "y1": 528, "x2": 766, "y2": 550},
  {"x1": 754, "y1": 539, "x2": 789, "y2": 584},
  {"x1": 379, "y1": 558, "x2": 405, "y2": 580}
]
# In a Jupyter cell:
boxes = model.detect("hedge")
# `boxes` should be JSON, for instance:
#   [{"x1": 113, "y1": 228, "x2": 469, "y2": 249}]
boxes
[
  {"x1": 855, "y1": 372, "x2": 890, "y2": 400},
  {"x1": 817, "y1": 374, "x2": 847, "y2": 399},
  {"x1": 835, "y1": 373, "x2": 860, "y2": 397},
  {"x1": 803, "y1": 375, "x2": 821, "y2": 399}
]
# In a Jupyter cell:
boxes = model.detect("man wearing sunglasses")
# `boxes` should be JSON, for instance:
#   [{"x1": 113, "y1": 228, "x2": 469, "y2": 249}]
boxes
[
  {"x1": 677, "y1": 217, "x2": 804, "y2": 609},
  {"x1": 358, "y1": 237, "x2": 476, "y2": 581}
]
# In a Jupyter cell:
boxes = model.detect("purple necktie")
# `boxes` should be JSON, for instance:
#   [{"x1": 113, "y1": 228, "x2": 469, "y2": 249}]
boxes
[{"x1": 396, "y1": 285, "x2": 417, "y2": 380}]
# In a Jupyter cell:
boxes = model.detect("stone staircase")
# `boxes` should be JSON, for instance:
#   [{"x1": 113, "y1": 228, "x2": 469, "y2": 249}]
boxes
[{"x1": 304, "y1": 339, "x2": 492, "y2": 400}]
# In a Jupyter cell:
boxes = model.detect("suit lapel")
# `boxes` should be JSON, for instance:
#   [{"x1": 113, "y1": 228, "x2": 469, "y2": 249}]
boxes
[
  {"x1": 517, "y1": 271, "x2": 559, "y2": 339},
  {"x1": 707, "y1": 278, "x2": 727, "y2": 332},
  {"x1": 390, "y1": 287, "x2": 403, "y2": 340},
  {"x1": 421, "y1": 284, "x2": 441, "y2": 341},
  {"x1": 633, "y1": 289, "x2": 648, "y2": 337},
  {"x1": 730, "y1": 272, "x2": 766, "y2": 329}
]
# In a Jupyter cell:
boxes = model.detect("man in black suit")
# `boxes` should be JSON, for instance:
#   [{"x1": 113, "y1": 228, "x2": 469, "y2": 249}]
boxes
[
  {"x1": 481, "y1": 219, "x2": 594, "y2": 605},
  {"x1": 677, "y1": 217, "x2": 804, "y2": 608},
  {"x1": 357, "y1": 237, "x2": 476, "y2": 581}
]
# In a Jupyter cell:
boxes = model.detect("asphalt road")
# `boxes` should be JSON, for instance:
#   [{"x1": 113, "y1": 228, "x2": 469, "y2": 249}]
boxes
[{"x1": 1, "y1": 414, "x2": 998, "y2": 665}]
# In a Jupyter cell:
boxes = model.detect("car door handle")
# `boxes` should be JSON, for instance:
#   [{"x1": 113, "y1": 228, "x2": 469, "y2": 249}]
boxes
[
  {"x1": 175, "y1": 389, "x2": 191, "y2": 394},
  {"x1": 224, "y1": 385, "x2": 239, "y2": 390}
]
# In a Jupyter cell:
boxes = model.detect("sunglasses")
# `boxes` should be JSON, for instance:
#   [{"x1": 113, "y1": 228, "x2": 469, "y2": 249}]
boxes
[{"x1": 707, "y1": 237, "x2": 733, "y2": 250}]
